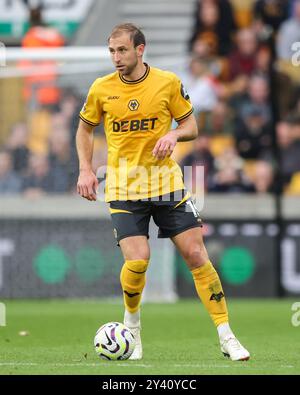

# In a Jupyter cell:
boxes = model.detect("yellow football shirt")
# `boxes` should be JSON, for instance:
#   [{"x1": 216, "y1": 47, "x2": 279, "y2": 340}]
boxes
[{"x1": 79, "y1": 64, "x2": 193, "y2": 202}]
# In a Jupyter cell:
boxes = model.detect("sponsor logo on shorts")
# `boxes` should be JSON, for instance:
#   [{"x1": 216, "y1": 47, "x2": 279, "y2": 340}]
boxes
[{"x1": 113, "y1": 228, "x2": 118, "y2": 239}]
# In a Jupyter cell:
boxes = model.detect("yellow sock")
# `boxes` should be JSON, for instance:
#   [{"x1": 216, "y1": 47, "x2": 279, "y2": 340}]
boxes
[
  {"x1": 191, "y1": 261, "x2": 228, "y2": 327},
  {"x1": 120, "y1": 259, "x2": 149, "y2": 314}
]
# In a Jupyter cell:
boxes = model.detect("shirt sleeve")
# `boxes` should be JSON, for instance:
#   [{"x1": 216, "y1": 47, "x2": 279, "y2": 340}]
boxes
[
  {"x1": 79, "y1": 79, "x2": 102, "y2": 126},
  {"x1": 168, "y1": 74, "x2": 194, "y2": 122}
]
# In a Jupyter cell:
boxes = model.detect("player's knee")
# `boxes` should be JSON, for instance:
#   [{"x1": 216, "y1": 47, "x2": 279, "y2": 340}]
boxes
[
  {"x1": 120, "y1": 239, "x2": 150, "y2": 261},
  {"x1": 124, "y1": 249, "x2": 150, "y2": 261},
  {"x1": 184, "y1": 248, "x2": 209, "y2": 270}
]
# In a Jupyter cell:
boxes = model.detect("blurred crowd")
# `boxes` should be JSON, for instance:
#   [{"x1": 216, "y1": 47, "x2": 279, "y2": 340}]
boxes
[
  {"x1": 0, "y1": 0, "x2": 300, "y2": 196},
  {"x1": 0, "y1": 89, "x2": 85, "y2": 197},
  {"x1": 177, "y1": 0, "x2": 300, "y2": 194},
  {"x1": 0, "y1": 4, "x2": 106, "y2": 197}
]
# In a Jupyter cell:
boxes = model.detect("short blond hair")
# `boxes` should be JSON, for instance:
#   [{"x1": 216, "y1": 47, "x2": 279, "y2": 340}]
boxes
[{"x1": 108, "y1": 23, "x2": 146, "y2": 47}]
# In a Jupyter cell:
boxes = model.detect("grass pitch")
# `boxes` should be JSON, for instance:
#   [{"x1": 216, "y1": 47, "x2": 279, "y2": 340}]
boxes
[{"x1": 0, "y1": 299, "x2": 299, "y2": 375}]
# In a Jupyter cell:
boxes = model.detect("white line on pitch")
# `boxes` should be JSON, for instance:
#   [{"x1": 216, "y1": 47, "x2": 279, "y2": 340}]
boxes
[
  {"x1": 173, "y1": 364, "x2": 231, "y2": 368},
  {"x1": 0, "y1": 362, "x2": 295, "y2": 369},
  {"x1": 0, "y1": 362, "x2": 152, "y2": 368},
  {"x1": 172, "y1": 363, "x2": 296, "y2": 370}
]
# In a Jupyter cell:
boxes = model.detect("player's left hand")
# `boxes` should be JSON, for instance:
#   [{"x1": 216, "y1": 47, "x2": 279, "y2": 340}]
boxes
[{"x1": 152, "y1": 131, "x2": 178, "y2": 160}]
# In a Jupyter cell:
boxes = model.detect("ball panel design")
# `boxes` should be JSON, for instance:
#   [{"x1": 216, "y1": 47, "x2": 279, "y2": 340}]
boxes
[{"x1": 94, "y1": 322, "x2": 136, "y2": 361}]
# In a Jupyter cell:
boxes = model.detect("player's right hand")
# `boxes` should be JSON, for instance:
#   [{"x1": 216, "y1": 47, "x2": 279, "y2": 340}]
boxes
[{"x1": 77, "y1": 169, "x2": 99, "y2": 201}]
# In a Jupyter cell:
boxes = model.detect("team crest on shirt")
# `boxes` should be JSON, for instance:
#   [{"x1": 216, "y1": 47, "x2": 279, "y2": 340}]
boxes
[
  {"x1": 128, "y1": 99, "x2": 140, "y2": 111},
  {"x1": 180, "y1": 83, "x2": 190, "y2": 100}
]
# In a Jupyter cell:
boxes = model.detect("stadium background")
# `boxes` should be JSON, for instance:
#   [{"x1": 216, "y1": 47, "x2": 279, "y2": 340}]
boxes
[
  {"x1": 0, "y1": 0, "x2": 300, "y2": 378},
  {"x1": 0, "y1": 0, "x2": 300, "y2": 375}
]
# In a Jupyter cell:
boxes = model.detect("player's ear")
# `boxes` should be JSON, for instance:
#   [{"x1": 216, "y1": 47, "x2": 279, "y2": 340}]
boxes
[{"x1": 136, "y1": 44, "x2": 145, "y2": 58}]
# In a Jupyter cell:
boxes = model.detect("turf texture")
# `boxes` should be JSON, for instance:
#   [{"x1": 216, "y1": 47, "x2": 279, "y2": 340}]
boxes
[{"x1": 0, "y1": 299, "x2": 299, "y2": 375}]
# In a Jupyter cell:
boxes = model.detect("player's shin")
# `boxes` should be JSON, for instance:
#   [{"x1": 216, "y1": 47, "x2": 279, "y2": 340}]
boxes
[
  {"x1": 191, "y1": 261, "x2": 228, "y2": 327},
  {"x1": 120, "y1": 259, "x2": 149, "y2": 315}
]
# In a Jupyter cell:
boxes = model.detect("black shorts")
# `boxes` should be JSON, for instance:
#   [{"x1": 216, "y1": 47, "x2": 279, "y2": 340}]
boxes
[{"x1": 109, "y1": 190, "x2": 203, "y2": 244}]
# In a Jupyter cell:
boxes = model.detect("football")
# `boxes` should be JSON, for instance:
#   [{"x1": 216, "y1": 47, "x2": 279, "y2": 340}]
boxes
[{"x1": 94, "y1": 322, "x2": 136, "y2": 361}]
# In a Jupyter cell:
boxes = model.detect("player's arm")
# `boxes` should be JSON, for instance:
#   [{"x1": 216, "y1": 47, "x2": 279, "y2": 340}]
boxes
[
  {"x1": 152, "y1": 113, "x2": 198, "y2": 160},
  {"x1": 76, "y1": 119, "x2": 99, "y2": 201},
  {"x1": 172, "y1": 112, "x2": 198, "y2": 142}
]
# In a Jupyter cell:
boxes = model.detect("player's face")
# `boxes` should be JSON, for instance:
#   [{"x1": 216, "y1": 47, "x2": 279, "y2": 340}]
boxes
[{"x1": 108, "y1": 33, "x2": 144, "y2": 76}]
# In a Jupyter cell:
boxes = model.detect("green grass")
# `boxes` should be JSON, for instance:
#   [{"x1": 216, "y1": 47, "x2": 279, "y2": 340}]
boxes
[{"x1": 0, "y1": 299, "x2": 299, "y2": 375}]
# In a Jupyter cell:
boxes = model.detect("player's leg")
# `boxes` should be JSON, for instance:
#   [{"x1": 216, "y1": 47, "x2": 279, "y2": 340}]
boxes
[
  {"x1": 172, "y1": 227, "x2": 228, "y2": 325},
  {"x1": 119, "y1": 235, "x2": 150, "y2": 318},
  {"x1": 109, "y1": 200, "x2": 151, "y2": 317},
  {"x1": 119, "y1": 235, "x2": 150, "y2": 360},
  {"x1": 109, "y1": 200, "x2": 152, "y2": 360},
  {"x1": 172, "y1": 227, "x2": 250, "y2": 361}
]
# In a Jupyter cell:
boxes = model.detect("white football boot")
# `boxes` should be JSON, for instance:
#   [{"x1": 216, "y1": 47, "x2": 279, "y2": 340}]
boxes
[
  {"x1": 124, "y1": 310, "x2": 143, "y2": 360},
  {"x1": 128, "y1": 327, "x2": 142, "y2": 360},
  {"x1": 220, "y1": 335, "x2": 250, "y2": 361}
]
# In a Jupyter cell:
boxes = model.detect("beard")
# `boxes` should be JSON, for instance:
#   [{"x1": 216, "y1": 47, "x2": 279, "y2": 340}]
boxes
[{"x1": 119, "y1": 58, "x2": 138, "y2": 77}]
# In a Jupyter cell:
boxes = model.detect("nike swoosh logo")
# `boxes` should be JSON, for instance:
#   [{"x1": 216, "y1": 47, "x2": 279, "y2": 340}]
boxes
[
  {"x1": 102, "y1": 336, "x2": 120, "y2": 354},
  {"x1": 124, "y1": 290, "x2": 140, "y2": 298},
  {"x1": 105, "y1": 331, "x2": 112, "y2": 346}
]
